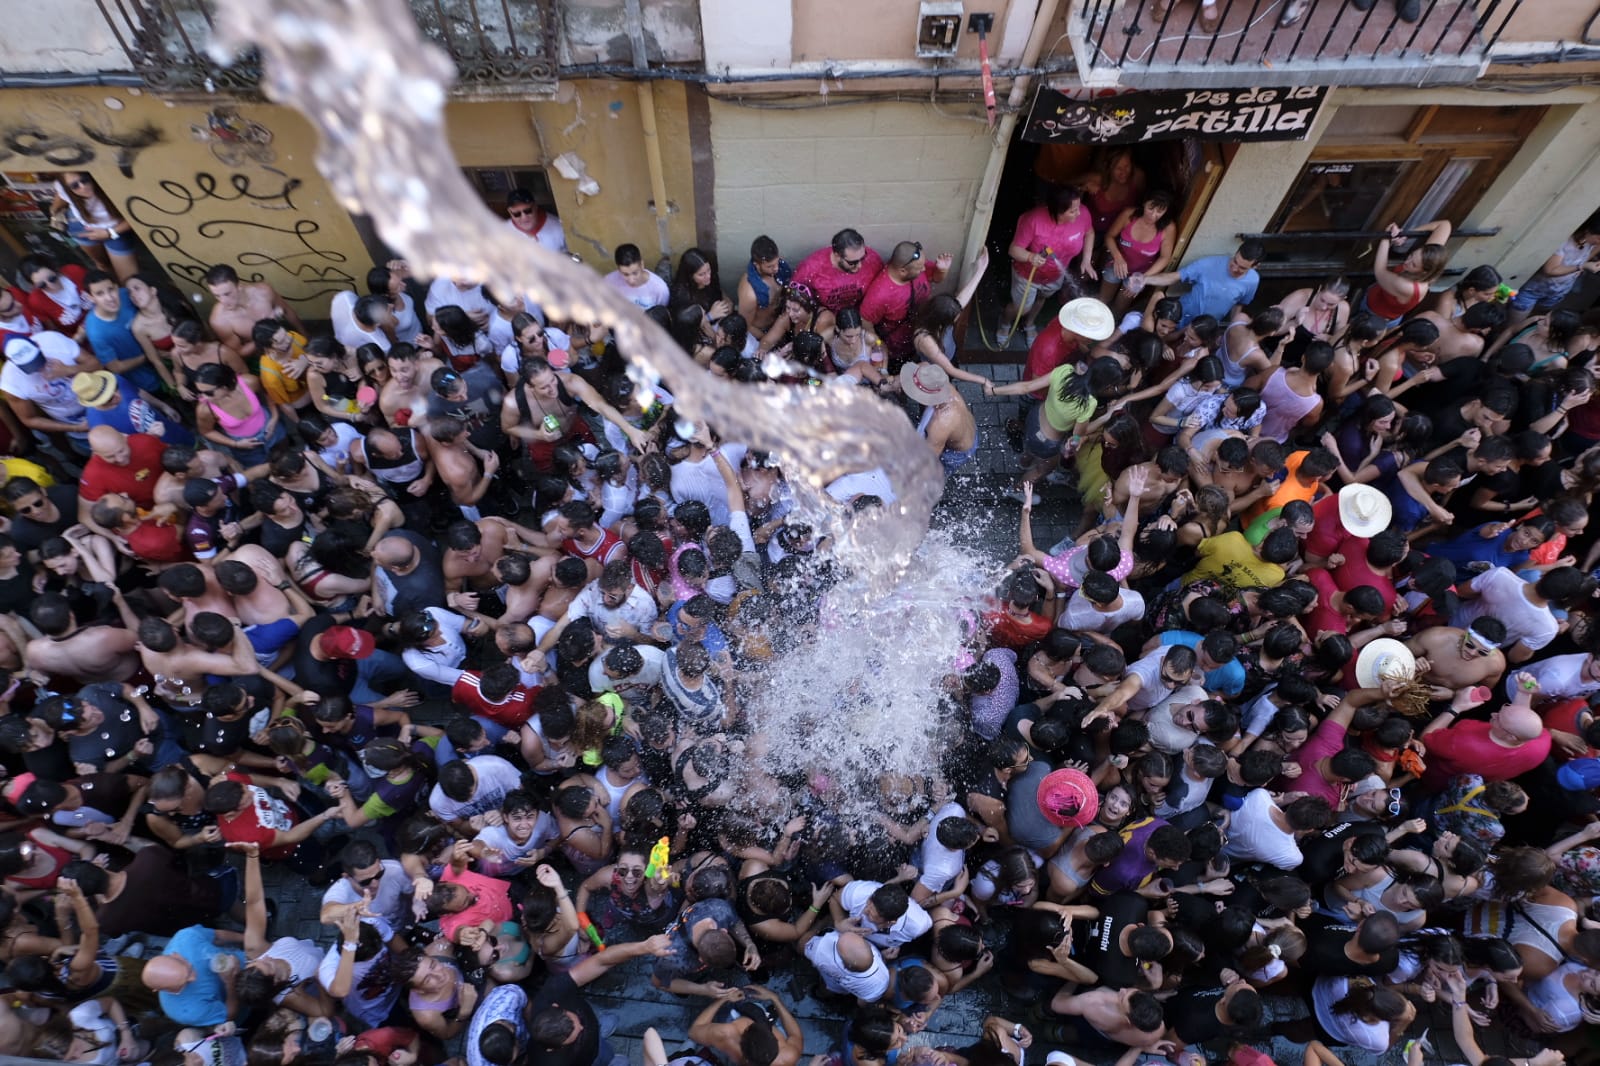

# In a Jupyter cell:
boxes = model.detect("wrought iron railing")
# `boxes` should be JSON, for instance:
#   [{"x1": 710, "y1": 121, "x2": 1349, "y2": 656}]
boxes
[
  {"x1": 1074, "y1": 0, "x2": 1527, "y2": 82},
  {"x1": 88, "y1": 0, "x2": 556, "y2": 93}
]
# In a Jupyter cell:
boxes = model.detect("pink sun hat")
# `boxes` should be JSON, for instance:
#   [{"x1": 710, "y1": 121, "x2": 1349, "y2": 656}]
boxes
[{"x1": 1038, "y1": 767, "x2": 1100, "y2": 828}]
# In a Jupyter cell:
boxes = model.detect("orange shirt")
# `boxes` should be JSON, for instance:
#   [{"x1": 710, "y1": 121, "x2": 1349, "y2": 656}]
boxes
[{"x1": 1245, "y1": 450, "x2": 1324, "y2": 524}]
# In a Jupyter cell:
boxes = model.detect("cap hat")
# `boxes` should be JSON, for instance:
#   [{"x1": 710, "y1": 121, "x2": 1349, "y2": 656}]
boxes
[
  {"x1": 1057, "y1": 297, "x2": 1114, "y2": 341},
  {"x1": 1338, "y1": 483, "x2": 1392, "y2": 539},
  {"x1": 1354, "y1": 637, "x2": 1415, "y2": 688},
  {"x1": 899, "y1": 362, "x2": 956, "y2": 405},
  {"x1": 71, "y1": 371, "x2": 118, "y2": 408},
  {"x1": 321, "y1": 625, "x2": 376, "y2": 660},
  {"x1": 1037, "y1": 767, "x2": 1100, "y2": 828}
]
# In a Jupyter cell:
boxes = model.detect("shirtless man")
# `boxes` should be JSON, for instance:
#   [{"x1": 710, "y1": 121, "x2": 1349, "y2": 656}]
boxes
[
  {"x1": 443, "y1": 518, "x2": 517, "y2": 591},
  {"x1": 736, "y1": 236, "x2": 788, "y2": 344},
  {"x1": 155, "y1": 445, "x2": 248, "y2": 509},
  {"x1": 1049, "y1": 987, "x2": 1174, "y2": 1055},
  {"x1": 427, "y1": 415, "x2": 499, "y2": 520},
  {"x1": 380, "y1": 343, "x2": 445, "y2": 428},
  {"x1": 204, "y1": 264, "x2": 304, "y2": 360},
  {"x1": 1409, "y1": 617, "x2": 1508, "y2": 700},
  {"x1": 1111, "y1": 447, "x2": 1188, "y2": 515},
  {"x1": 158, "y1": 562, "x2": 241, "y2": 623},
  {"x1": 25, "y1": 592, "x2": 139, "y2": 684},
  {"x1": 135, "y1": 613, "x2": 291, "y2": 706},
  {"x1": 1414, "y1": 302, "x2": 1504, "y2": 364},
  {"x1": 216, "y1": 556, "x2": 315, "y2": 670},
  {"x1": 501, "y1": 357, "x2": 650, "y2": 468},
  {"x1": 1190, "y1": 437, "x2": 1283, "y2": 516}
]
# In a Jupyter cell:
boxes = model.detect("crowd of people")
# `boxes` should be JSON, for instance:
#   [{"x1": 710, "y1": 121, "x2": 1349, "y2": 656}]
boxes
[{"x1": 0, "y1": 162, "x2": 1596, "y2": 1066}]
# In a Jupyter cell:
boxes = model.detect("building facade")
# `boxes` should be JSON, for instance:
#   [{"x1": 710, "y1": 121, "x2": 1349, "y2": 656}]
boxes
[{"x1": 0, "y1": 0, "x2": 1597, "y2": 318}]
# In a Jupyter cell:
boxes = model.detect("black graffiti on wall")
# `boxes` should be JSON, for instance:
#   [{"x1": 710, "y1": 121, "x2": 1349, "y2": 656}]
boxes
[
  {"x1": 0, "y1": 121, "x2": 164, "y2": 177},
  {"x1": 123, "y1": 171, "x2": 355, "y2": 302}
]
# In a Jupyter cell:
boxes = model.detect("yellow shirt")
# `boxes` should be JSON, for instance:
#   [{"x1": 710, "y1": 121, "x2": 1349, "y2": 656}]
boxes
[
  {"x1": 1, "y1": 457, "x2": 54, "y2": 489},
  {"x1": 260, "y1": 331, "x2": 310, "y2": 408},
  {"x1": 1182, "y1": 531, "x2": 1286, "y2": 589}
]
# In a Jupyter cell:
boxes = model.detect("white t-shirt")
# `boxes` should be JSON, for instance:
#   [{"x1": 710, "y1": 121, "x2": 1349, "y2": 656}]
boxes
[
  {"x1": 1061, "y1": 588, "x2": 1145, "y2": 633},
  {"x1": 1313, "y1": 977, "x2": 1389, "y2": 1052},
  {"x1": 603, "y1": 269, "x2": 670, "y2": 310},
  {"x1": 804, "y1": 931, "x2": 891, "y2": 1000},
  {"x1": 1507, "y1": 652, "x2": 1600, "y2": 702},
  {"x1": 840, "y1": 880, "x2": 933, "y2": 948},
  {"x1": 505, "y1": 213, "x2": 568, "y2": 254},
  {"x1": 258, "y1": 937, "x2": 325, "y2": 1004},
  {"x1": 1, "y1": 332, "x2": 87, "y2": 423},
  {"x1": 1124, "y1": 646, "x2": 1174, "y2": 712},
  {"x1": 329, "y1": 290, "x2": 392, "y2": 353},
  {"x1": 401, "y1": 607, "x2": 471, "y2": 687},
  {"x1": 474, "y1": 815, "x2": 557, "y2": 864},
  {"x1": 317, "y1": 421, "x2": 364, "y2": 471},
  {"x1": 316, "y1": 917, "x2": 399, "y2": 1028},
  {"x1": 566, "y1": 580, "x2": 659, "y2": 633},
  {"x1": 1223, "y1": 788, "x2": 1302, "y2": 870},
  {"x1": 1457, "y1": 567, "x2": 1558, "y2": 653},
  {"x1": 588, "y1": 642, "x2": 667, "y2": 700},
  {"x1": 1146, "y1": 683, "x2": 1209, "y2": 754},
  {"x1": 826, "y1": 467, "x2": 898, "y2": 505},
  {"x1": 425, "y1": 278, "x2": 494, "y2": 322},
  {"x1": 917, "y1": 802, "x2": 969, "y2": 895},
  {"x1": 670, "y1": 445, "x2": 747, "y2": 528},
  {"x1": 428, "y1": 754, "x2": 523, "y2": 823},
  {"x1": 321, "y1": 859, "x2": 412, "y2": 928}
]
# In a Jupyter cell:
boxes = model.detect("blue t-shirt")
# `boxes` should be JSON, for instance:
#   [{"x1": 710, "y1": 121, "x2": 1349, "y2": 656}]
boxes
[
  {"x1": 1425, "y1": 525, "x2": 1534, "y2": 582},
  {"x1": 665, "y1": 601, "x2": 729, "y2": 657},
  {"x1": 84, "y1": 295, "x2": 160, "y2": 392},
  {"x1": 1177, "y1": 255, "x2": 1259, "y2": 326},
  {"x1": 1159, "y1": 630, "x2": 1246, "y2": 698},
  {"x1": 159, "y1": 925, "x2": 246, "y2": 1026}
]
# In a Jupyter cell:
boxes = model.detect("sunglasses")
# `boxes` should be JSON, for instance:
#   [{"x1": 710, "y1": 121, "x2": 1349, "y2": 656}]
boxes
[
  {"x1": 356, "y1": 869, "x2": 384, "y2": 887},
  {"x1": 508, "y1": 208, "x2": 534, "y2": 218},
  {"x1": 68, "y1": 178, "x2": 93, "y2": 189},
  {"x1": 840, "y1": 254, "x2": 866, "y2": 271},
  {"x1": 1387, "y1": 787, "x2": 1403, "y2": 817},
  {"x1": 910, "y1": 242, "x2": 923, "y2": 262},
  {"x1": 14, "y1": 499, "x2": 45, "y2": 514}
]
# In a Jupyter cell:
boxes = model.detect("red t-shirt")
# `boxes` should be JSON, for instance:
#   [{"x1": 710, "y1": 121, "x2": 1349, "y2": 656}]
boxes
[
  {"x1": 563, "y1": 528, "x2": 624, "y2": 565},
  {"x1": 1023, "y1": 331, "x2": 1084, "y2": 400},
  {"x1": 860, "y1": 272, "x2": 933, "y2": 365},
  {"x1": 984, "y1": 609, "x2": 1052, "y2": 650},
  {"x1": 1303, "y1": 568, "x2": 1347, "y2": 639},
  {"x1": 793, "y1": 246, "x2": 885, "y2": 313},
  {"x1": 1010, "y1": 204, "x2": 1095, "y2": 285},
  {"x1": 438, "y1": 865, "x2": 514, "y2": 941},
  {"x1": 21, "y1": 265, "x2": 89, "y2": 333},
  {"x1": 1422, "y1": 720, "x2": 1552, "y2": 787},
  {"x1": 216, "y1": 772, "x2": 300, "y2": 860},
  {"x1": 1306, "y1": 495, "x2": 1347, "y2": 559},
  {"x1": 78, "y1": 433, "x2": 167, "y2": 510},
  {"x1": 1330, "y1": 535, "x2": 1395, "y2": 619},
  {"x1": 1292, "y1": 717, "x2": 1348, "y2": 808},
  {"x1": 127, "y1": 518, "x2": 189, "y2": 564},
  {"x1": 451, "y1": 672, "x2": 537, "y2": 728}
]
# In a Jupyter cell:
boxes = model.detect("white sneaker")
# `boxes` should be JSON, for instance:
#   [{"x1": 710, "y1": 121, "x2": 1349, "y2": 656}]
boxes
[
  {"x1": 1024, "y1": 324, "x2": 1039, "y2": 346},
  {"x1": 994, "y1": 323, "x2": 1012, "y2": 347}
]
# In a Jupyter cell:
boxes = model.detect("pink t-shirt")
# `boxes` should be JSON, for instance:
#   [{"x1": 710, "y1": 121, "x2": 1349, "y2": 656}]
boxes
[
  {"x1": 1011, "y1": 205, "x2": 1094, "y2": 285},
  {"x1": 793, "y1": 246, "x2": 884, "y2": 313},
  {"x1": 438, "y1": 865, "x2": 514, "y2": 941},
  {"x1": 1292, "y1": 717, "x2": 1349, "y2": 807},
  {"x1": 1422, "y1": 721, "x2": 1552, "y2": 788}
]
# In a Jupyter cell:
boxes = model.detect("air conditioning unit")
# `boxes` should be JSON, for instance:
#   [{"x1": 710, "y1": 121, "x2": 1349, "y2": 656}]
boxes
[{"x1": 917, "y1": 1, "x2": 965, "y2": 58}]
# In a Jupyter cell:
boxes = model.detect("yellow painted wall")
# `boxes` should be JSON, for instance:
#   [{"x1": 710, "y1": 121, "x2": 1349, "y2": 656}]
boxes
[
  {"x1": 511, "y1": 79, "x2": 700, "y2": 266},
  {"x1": 0, "y1": 86, "x2": 368, "y2": 318}
]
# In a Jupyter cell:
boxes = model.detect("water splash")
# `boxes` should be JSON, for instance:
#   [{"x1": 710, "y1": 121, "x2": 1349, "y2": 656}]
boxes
[
  {"x1": 735, "y1": 529, "x2": 1007, "y2": 822},
  {"x1": 208, "y1": 0, "x2": 942, "y2": 588}
]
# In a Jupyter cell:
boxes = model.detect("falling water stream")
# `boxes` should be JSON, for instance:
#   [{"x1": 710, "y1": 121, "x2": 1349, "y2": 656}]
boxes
[{"x1": 210, "y1": 0, "x2": 998, "y2": 809}]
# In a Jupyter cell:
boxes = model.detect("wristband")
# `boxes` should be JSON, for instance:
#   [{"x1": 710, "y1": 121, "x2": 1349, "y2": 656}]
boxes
[
  {"x1": 807, "y1": 905, "x2": 821, "y2": 914},
  {"x1": 342, "y1": 941, "x2": 360, "y2": 952}
]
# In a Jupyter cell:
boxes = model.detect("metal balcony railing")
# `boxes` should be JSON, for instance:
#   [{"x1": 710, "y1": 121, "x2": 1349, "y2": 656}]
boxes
[
  {"x1": 90, "y1": 0, "x2": 557, "y2": 93},
  {"x1": 1073, "y1": 0, "x2": 1528, "y2": 87}
]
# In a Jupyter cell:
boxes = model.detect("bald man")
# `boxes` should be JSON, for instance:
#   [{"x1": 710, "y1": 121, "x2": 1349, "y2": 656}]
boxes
[
  {"x1": 78, "y1": 425, "x2": 167, "y2": 534},
  {"x1": 860, "y1": 239, "x2": 953, "y2": 367},
  {"x1": 802, "y1": 929, "x2": 891, "y2": 1003},
  {"x1": 1420, "y1": 672, "x2": 1553, "y2": 788},
  {"x1": 371, "y1": 529, "x2": 446, "y2": 615},
  {"x1": 141, "y1": 924, "x2": 246, "y2": 1026}
]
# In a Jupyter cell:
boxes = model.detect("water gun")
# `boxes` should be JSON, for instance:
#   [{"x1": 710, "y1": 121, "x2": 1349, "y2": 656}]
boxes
[
  {"x1": 645, "y1": 835, "x2": 671, "y2": 880},
  {"x1": 577, "y1": 911, "x2": 605, "y2": 951}
]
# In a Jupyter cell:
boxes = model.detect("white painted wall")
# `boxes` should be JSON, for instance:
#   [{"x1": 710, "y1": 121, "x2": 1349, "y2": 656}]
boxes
[
  {"x1": 699, "y1": 0, "x2": 792, "y2": 71},
  {"x1": 708, "y1": 98, "x2": 993, "y2": 290}
]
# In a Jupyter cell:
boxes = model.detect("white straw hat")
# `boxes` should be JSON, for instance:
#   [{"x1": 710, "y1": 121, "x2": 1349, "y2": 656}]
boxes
[
  {"x1": 1338, "y1": 483, "x2": 1392, "y2": 539},
  {"x1": 1354, "y1": 637, "x2": 1416, "y2": 688},
  {"x1": 1057, "y1": 297, "x2": 1114, "y2": 341}
]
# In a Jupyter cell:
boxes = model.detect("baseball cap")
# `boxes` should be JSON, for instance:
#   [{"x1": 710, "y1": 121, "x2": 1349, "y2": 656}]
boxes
[
  {"x1": 321, "y1": 625, "x2": 375, "y2": 660},
  {"x1": 4, "y1": 337, "x2": 46, "y2": 374}
]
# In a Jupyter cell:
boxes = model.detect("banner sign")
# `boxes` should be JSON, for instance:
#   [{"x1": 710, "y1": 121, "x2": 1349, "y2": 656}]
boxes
[{"x1": 1024, "y1": 85, "x2": 1327, "y2": 145}]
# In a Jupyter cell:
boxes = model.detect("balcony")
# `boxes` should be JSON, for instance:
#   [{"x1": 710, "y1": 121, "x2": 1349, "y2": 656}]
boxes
[
  {"x1": 1069, "y1": 0, "x2": 1526, "y2": 89},
  {"x1": 84, "y1": 0, "x2": 557, "y2": 94}
]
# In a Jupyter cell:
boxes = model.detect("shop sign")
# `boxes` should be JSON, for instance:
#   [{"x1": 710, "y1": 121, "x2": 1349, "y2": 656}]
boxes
[{"x1": 1024, "y1": 86, "x2": 1327, "y2": 145}]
